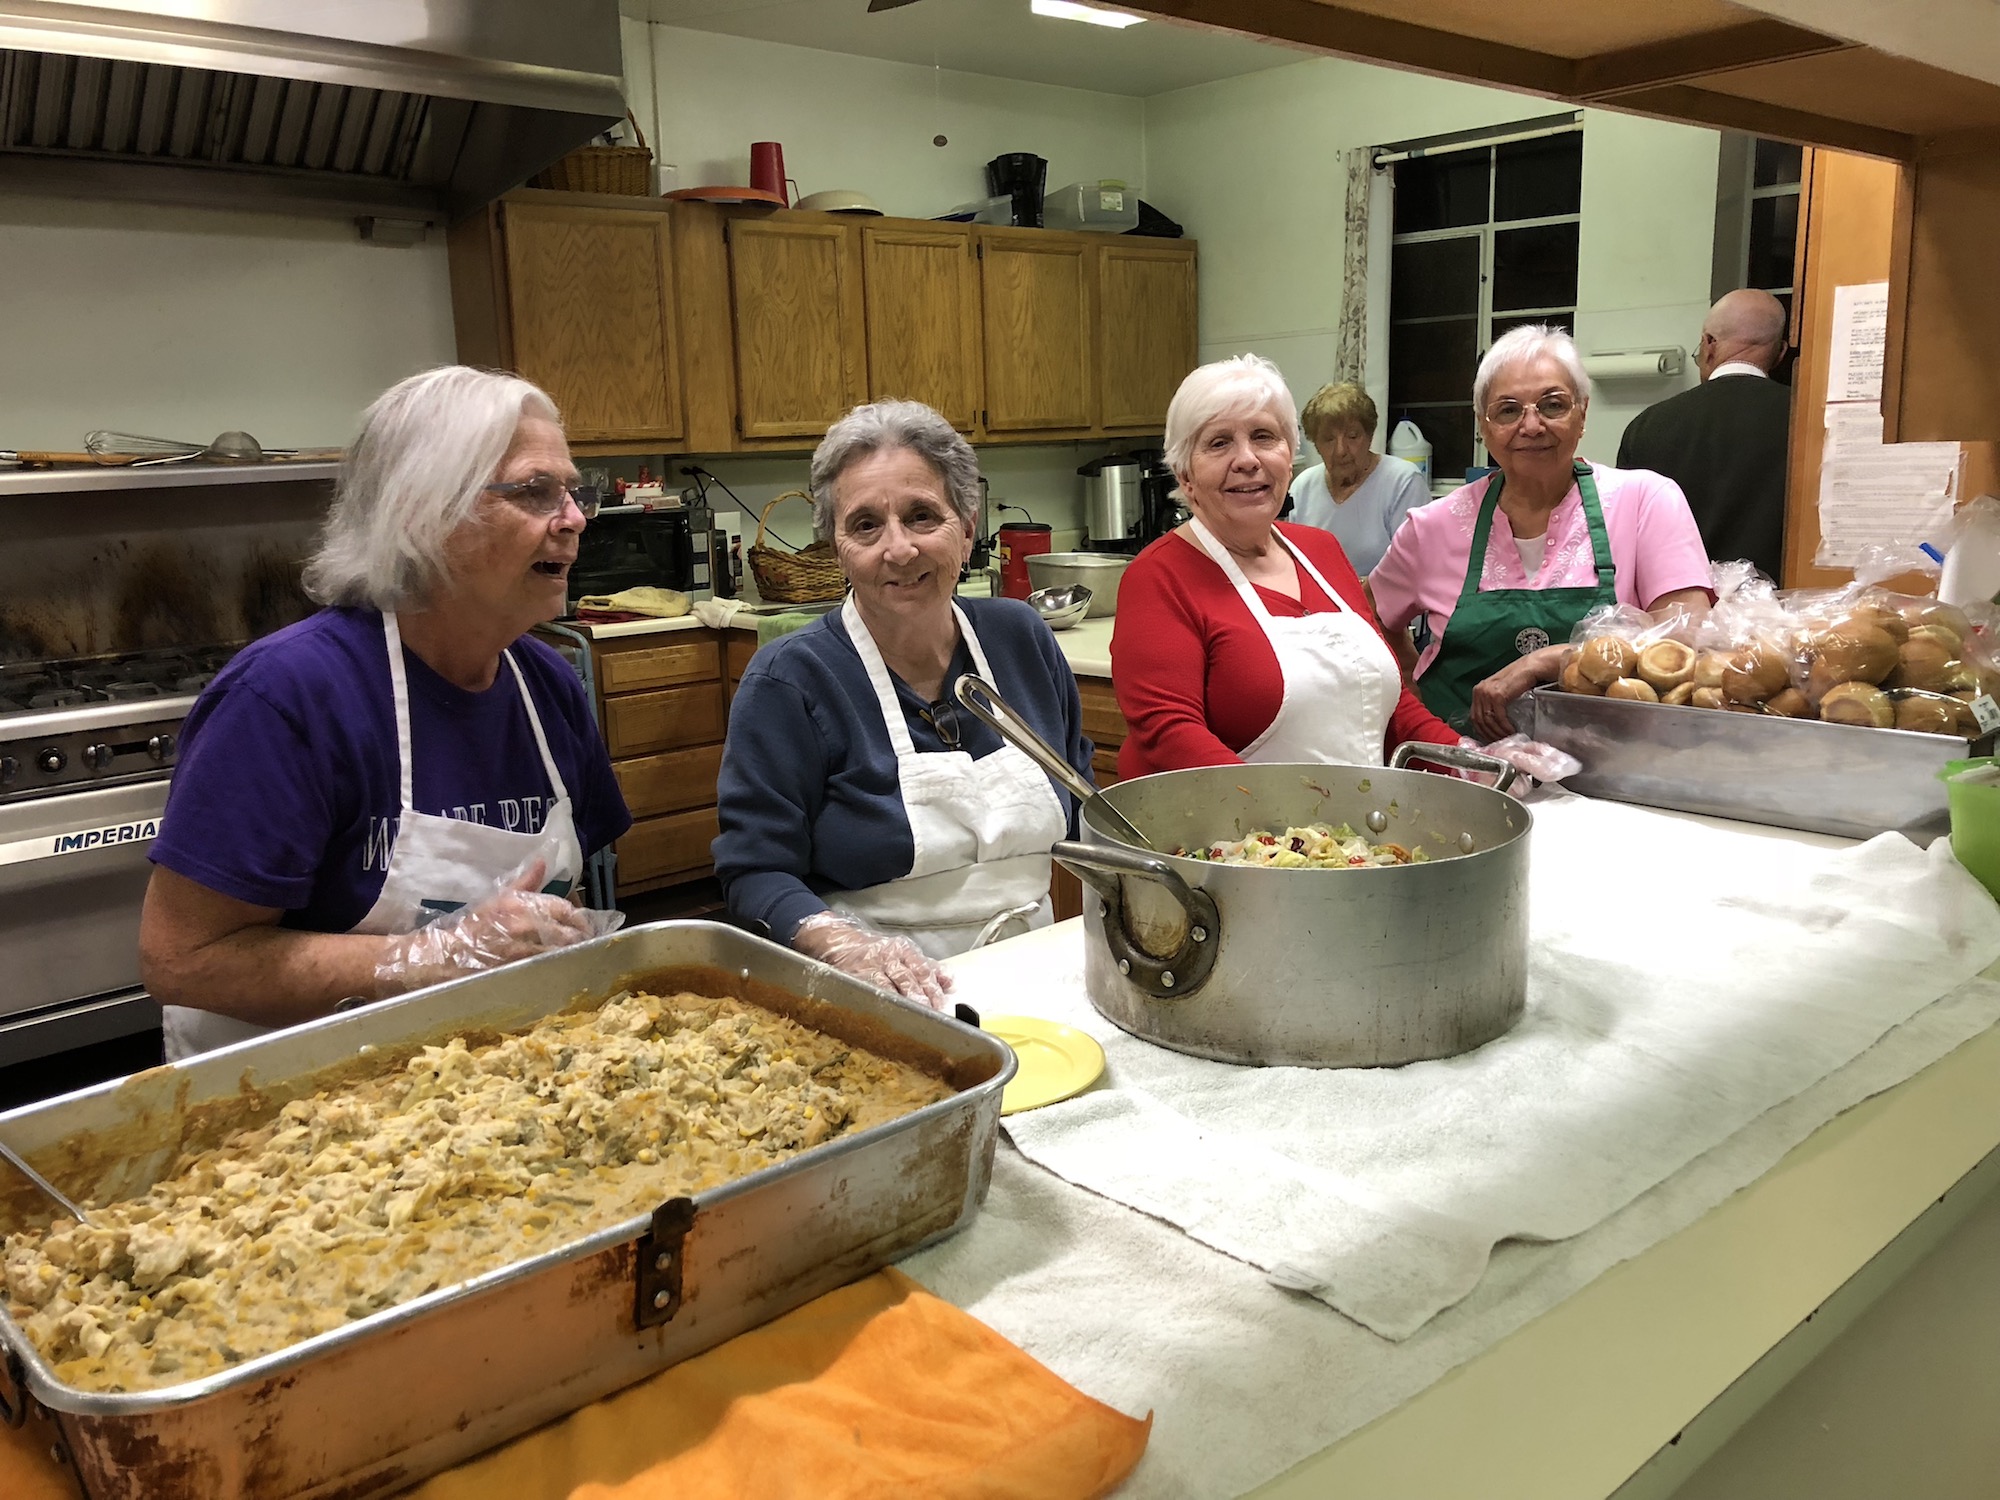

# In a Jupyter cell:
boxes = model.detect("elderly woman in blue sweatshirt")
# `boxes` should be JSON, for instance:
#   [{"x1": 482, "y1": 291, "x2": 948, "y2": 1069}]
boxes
[{"x1": 713, "y1": 401, "x2": 1093, "y2": 1008}]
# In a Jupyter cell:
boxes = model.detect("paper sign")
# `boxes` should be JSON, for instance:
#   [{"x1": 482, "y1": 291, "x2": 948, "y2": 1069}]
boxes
[
  {"x1": 1813, "y1": 405, "x2": 1962, "y2": 568},
  {"x1": 1826, "y1": 281, "x2": 1890, "y2": 405}
]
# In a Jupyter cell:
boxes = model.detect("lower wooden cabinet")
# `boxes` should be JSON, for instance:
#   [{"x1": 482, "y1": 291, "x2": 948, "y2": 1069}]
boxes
[
  {"x1": 617, "y1": 806, "x2": 724, "y2": 887},
  {"x1": 614, "y1": 743, "x2": 725, "y2": 820},
  {"x1": 1056, "y1": 675, "x2": 1127, "y2": 922},
  {"x1": 603, "y1": 682, "x2": 726, "y2": 759}
]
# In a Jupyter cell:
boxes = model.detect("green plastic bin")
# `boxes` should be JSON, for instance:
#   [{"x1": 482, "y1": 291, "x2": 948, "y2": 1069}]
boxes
[{"x1": 1940, "y1": 757, "x2": 2000, "y2": 899}]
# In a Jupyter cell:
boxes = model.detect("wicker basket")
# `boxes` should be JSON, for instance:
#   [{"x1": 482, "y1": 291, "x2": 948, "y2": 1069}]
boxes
[
  {"x1": 532, "y1": 113, "x2": 653, "y2": 196},
  {"x1": 747, "y1": 492, "x2": 846, "y2": 604}
]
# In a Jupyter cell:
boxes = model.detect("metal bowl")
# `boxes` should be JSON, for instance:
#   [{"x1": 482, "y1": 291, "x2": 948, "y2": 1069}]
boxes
[
  {"x1": 1027, "y1": 552, "x2": 1130, "y2": 617},
  {"x1": 1027, "y1": 584, "x2": 1092, "y2": 630}
]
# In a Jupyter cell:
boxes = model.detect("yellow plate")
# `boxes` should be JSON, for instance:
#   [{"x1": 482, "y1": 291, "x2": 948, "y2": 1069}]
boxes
[{"x1": 983, "y1": 1015, "x2": 1106, "y2": 1115}]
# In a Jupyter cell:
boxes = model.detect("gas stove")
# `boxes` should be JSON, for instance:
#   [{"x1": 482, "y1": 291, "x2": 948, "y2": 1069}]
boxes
[{"x1": 0, "y1": 645, "x2": 239, "y2": 803}]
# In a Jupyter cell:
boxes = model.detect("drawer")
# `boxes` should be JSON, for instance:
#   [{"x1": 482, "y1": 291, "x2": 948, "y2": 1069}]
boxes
[
  {"x1": 1090, "y1": 747, "x2": 1121, "y2": 788},
  {"x1": 616, "y1": 806, "x2": 721, "y2": 887},
  {"x1": 724, "y1": 633, "x2": 758, "y2": 695},
  {"x1": 1078, "y1": 679, "x2": 1127, "y2": 746},
  {"x1": 598, "y1": 637, "x2": 721, "y2": 694},
  {"x1": 614, "y1": 743, "x2": 725, "y2": 819},
  {"x1": 604, "y1": 682, "x2": 727, "y2": 757}
]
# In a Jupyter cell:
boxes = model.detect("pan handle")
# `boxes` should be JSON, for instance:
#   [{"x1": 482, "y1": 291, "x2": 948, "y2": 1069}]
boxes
[
  {"x1": 1053, "y1": 840, "x2": 1220, "y2": 999},
  {"x1": 1389, "y1": 739, "x2": 1519, "y2": 794},
  {"x1": 955, "y1": 673, "x2": 1155, "y2": 850}
]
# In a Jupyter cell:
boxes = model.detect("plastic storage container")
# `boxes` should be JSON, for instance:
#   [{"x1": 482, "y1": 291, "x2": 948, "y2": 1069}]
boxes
[
  {"x1": 1388, "y1": 419, "x2": 1433, "y2": 484},
  {"x1": 1940, "y1": 757, "x2": 2000, "y2": 899},
  {"x1": 940, "y1": 194, "x2": 1013, "y2": 225},
  {"x1": 1044, "y1": 180, "x2": 1140, "y2": 233}
]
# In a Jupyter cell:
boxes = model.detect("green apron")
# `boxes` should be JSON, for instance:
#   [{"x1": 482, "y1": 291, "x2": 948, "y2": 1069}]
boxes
[{"x1": 1418, "y1": 459, "x2": 1617, "y2": 732}]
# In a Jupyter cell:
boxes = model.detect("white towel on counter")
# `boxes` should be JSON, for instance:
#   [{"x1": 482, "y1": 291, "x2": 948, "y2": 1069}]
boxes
[{"x1": 971, "y1": 796, "x2": 2000, "y2": 1340}]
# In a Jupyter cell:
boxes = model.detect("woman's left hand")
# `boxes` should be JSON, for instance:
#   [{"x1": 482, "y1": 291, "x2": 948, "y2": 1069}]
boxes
[{"x1": 1468, "y1": 644, "x2": 1566, "y2": 741}]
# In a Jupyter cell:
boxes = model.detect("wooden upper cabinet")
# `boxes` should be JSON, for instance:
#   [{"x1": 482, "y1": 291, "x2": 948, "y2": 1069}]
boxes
[
  {"x1": 861, "y1": 224, "x2": 982, "y2": 430},
  {"x1": 978, "y1": 230, "x2": 1092, "y2": 432},
  {"x1": 727, "y1": 217, "x2": 865, "y2": 438},
  {"x1": 1096, "y1": 241, "x2": 1198, "y2": 431},
  {"x1": 499, "y1": 203, "x2": 682, "y2": 443}
]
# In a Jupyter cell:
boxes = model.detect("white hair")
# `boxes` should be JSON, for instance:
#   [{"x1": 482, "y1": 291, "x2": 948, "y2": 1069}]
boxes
[
  {"x1": 1164, "y1": 353, "x2": 1299, "y2": 476},
  {"x1": 1473, "y1": 325, "x2": 1592, "y2": 416},
  {"x1": 303, "y1": 366, "x2": 561, "y2": 610},
  {"x1": 809, "y1": 400, "x2": 982, "y2": 542}
]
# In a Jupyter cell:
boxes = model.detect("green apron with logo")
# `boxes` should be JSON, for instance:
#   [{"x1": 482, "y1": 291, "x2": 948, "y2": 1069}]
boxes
[{"x1": 1417, "y1": 459, "x2": 1617, "y2": 733}]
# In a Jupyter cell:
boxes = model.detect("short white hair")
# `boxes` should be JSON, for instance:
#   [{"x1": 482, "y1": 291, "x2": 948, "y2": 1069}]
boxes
[
  {"x1": 1164, "y1": 353, "x2": 1299, "y2": 476},
  {"x1": 303, "y1": 366, "x2": 561, "y2": 610},
  {"x1": 1473, "y1": 325, "x2": 1591, "y2": 416},
  {"x1": 809, "y1": 400, "x2": 981, "y2": 543}
]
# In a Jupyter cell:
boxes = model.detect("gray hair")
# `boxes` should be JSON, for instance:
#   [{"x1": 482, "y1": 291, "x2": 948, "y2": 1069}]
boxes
[
  {"x1": 808, "y1": 400, "x2": 981, "y2": 542},
  {"x1": 1473, "y1": 324, "x2": 1592, "y2": 417},
  {"x1": 1164, "y1": 353, "x2": 1299, "y2": 476},
  {"x1": 302, "y1": 366, "x2": 561, "y2": 610}
]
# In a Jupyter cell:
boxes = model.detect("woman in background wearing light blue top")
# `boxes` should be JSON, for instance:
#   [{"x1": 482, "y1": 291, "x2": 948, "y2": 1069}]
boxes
[{"x1": 1289, "y1": 381, "x2": 1431, "y2": 576}]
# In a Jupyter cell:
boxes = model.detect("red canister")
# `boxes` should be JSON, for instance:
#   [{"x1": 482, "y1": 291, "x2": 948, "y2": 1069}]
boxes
[{"x1": 996, "y1": 521, "x2": 1052, "y2": 599}]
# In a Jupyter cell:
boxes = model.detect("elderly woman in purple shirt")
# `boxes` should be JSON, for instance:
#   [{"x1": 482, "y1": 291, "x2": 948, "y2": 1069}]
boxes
[{"x1": 139, "y1": 366, "x2": 631, "y2": 1059}]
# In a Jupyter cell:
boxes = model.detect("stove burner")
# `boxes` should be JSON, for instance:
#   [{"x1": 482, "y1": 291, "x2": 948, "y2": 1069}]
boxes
[
  {"x1": 29, "y1": 687, "x2": 88, "y2": 710},
  {"x1": 176, "y1": 671, "x2": 217, "y2": 695},
  {"x1": 102, "y1": 680, "x2": 164, "y2": 701}
]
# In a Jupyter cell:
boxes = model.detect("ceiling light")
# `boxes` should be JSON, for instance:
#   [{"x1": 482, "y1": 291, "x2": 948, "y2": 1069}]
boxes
[{"x1": 1031, "y1": 0, "x2": 1146, "y2": 28}]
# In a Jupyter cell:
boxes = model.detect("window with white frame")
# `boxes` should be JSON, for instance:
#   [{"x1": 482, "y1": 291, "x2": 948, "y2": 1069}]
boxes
[
  {"x1": 1384, "y1": 122, "x2": 1584, "y2": 486},
  {"x1": 1742, "y1": 138, "x2": 1803, "y2": 326}
]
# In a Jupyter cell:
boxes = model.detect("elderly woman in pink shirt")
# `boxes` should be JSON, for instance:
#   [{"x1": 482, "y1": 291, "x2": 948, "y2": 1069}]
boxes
[{"x1": 1369, "y1": 325, "x2": 1714, "y2": 739}]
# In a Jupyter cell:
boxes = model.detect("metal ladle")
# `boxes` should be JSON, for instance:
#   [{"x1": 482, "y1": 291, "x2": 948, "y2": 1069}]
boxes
[
  {"x1": 953, "y1": 673, "x2": 1158, "y2": 851},
  {"x1": 0, "y1": 1137, "x2": 93, "y2": 1227}
]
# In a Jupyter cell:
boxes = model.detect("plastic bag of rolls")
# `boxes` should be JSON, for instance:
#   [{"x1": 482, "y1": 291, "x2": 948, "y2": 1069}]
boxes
[
  {"x1": 1557, "y1": 602, "x2": 1700, "y2": 705},
  {"x1": 1555, "y1": 564, "x2": 2000, "y2": 739},
  {"x1": 1783, "y1": 585, "x2": 1998, "y2": 736}
]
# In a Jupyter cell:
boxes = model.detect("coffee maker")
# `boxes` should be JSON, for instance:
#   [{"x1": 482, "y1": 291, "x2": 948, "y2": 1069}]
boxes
[
  {"x1": 986, "y1": 152, "x2": 1047, "y2": 228},
  {"x1": 1139, "y1": 459, "x2": 1185, "y2": 544},
  {"x1": 1078, "y1": 454, "x2": 1144, "y2": 552}
]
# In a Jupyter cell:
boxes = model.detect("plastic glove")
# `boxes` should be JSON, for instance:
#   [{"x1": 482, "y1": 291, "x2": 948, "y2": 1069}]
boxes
[
  {"x1": 373, "y1": 859, "x2": 624, "y2": 995},
  {"x1": 1459, "y1": 734, "x2": 1582, "y2": 786},
  {"x1": 792, "y1": 911, "x2": 954, "y2": 1012}
]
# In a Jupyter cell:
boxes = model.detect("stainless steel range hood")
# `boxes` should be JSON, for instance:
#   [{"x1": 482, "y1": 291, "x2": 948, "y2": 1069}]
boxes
[{"x1": 0, "y1": 1, "x2": 627, "y2": 224}]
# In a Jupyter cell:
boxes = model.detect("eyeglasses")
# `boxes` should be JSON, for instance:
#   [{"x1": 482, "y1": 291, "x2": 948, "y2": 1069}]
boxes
[
  {"x1": 1483, "y1": 393, "x2": 1577, "y2": 427},
  {"x1": 485, "y1": 474, "x2": 600, "y2": 519},
  {"x1": 919, "y1": 699, "x2": 962, "y2": 750}
]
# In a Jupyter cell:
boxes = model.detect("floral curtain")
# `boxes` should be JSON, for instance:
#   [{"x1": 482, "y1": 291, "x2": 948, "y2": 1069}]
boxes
[{"x1": 1331, "y1": 146, "x2": 1373, "y2": 386}]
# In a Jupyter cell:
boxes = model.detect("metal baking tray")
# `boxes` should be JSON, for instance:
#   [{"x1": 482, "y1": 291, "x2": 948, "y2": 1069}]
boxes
[
  {"x1": 0, "y1": 920, "x2": 1014, "y2": 1500},
  {"x1": 1523, "y1": 686, "x2": 1996, "y2": 842}
]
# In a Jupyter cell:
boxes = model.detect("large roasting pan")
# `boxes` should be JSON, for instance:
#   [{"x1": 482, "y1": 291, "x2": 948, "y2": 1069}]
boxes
[
  {"x1": 0, "y1": 920, "x2": 1014, "y2": 1500},
  {"x1": 1523, "y1": 686, "x2": 1998, "y2": 843}
]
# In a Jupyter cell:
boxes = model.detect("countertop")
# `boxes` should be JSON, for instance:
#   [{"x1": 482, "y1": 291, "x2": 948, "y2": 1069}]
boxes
[
  {"x1": 559, "y1": 606, "x2": 1118, "y2": 679},
  {"x1": 907, "y1": 832, "x2": 2000, "y2": 1499}
]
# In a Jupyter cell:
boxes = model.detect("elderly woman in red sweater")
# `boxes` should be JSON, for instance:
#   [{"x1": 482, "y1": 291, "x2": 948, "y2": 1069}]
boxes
[{"x1": 1112, "y1": 354, "x2": 1462, "y2": 778}]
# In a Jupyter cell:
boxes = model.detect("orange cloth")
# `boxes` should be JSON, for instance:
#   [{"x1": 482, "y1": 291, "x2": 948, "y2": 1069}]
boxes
[{"x1": 0, "y1": 1269, "x2": 1148, "y2": 1500}]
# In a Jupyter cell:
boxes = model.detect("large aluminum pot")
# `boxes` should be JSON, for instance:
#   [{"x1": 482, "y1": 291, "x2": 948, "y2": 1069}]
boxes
[{"x1": 1055, "y1": 745, "x2": 1531, "y2": 1067}]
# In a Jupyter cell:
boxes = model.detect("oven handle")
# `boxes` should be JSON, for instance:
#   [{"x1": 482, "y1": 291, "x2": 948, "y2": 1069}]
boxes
[{"x1": 0, "y1": 815, "x2": 159, "y2": 868}]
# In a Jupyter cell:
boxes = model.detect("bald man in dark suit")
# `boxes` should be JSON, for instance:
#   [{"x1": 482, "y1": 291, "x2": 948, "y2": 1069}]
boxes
[{"x1": 1617, "y1": 290, "x2": 1791, "y2": 583}]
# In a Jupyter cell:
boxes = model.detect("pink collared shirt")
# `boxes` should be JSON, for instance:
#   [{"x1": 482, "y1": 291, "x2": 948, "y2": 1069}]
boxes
[{"x1": 1369, "y1": 462, "x2": 1715, "y2": 675}]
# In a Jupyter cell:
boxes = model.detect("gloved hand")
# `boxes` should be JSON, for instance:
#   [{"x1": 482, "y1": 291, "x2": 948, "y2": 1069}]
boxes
[
  {"x1": 792, "y1": 912, "x2": 954, "y2": 1011},
  {"x1": 1458, "y1": 734, "x2": 1582, "y2": 786},
  {"x1": 373, "y1": 859, "x2": 622, "y2": 995}
]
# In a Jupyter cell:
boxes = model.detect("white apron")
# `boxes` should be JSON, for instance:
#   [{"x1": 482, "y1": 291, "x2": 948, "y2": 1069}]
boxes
[
  {"x1": 828, "y1": 596, "x2": 1068, "y2": 962},
  {"x1": 1188, "y1": 519, "x2": 1400, "y2": 766},
  {"x1": 163, "y1": 611, "x2": 585, "y2": 1061}
]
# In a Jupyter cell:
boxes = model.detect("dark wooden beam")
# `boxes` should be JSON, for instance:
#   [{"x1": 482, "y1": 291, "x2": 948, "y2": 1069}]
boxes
[
  {"x1": 1575, "y1": 20, "x2": 1856, "y2": 100},
  {"x1": 1595, "y1": 84, "x2": 1917, "y2": 162},
  {"x1": 1118, "y1": 0, "x2": 1573, "y2": 98}
]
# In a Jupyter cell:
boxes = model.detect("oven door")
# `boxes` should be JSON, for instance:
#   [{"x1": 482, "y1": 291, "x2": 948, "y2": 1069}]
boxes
[{"x1": 0, "y1": 782, "x2": 166, "y2": 1058}]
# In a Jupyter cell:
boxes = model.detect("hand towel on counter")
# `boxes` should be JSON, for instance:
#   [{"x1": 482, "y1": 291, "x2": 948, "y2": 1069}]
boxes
[{"x1": 970, "y1": 796, "x2": 2000, "y2": 1340}]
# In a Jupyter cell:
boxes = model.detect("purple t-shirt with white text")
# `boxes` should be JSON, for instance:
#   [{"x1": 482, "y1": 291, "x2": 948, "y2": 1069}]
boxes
[{"x1": 150, "y1": 606, "x2": 631, "y2": 932}]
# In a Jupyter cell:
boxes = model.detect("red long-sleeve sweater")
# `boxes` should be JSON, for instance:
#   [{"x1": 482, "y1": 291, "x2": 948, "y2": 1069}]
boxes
[{"x1": 1111, "y1": 523, "x2": 1459, "y2": 779}]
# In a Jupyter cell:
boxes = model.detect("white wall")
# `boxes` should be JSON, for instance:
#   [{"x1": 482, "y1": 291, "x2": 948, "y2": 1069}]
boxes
[
  {"x1": 1143, "y1": 59, "x2": 1721, "y2": 468},
  {"x1": 0, "y1": 195, "x2": 455, "y2": 452},
  {"x1": 625, "y1": 21, "x2": 1144, "y2": 222},
  {"x1": 621, "y1": 20, "x2": 1151, "y2": 541}
]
